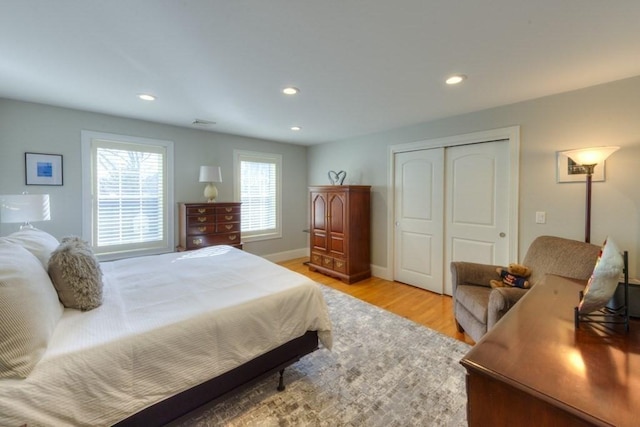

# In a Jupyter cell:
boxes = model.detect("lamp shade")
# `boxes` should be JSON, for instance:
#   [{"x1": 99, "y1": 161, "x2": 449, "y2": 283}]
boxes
[
  {"x1": 199, "y1": 166, "x2": 222, "y2": 183},
  {"x1": 562, "y1": 146, "x2": 620, "y2": 166},
  {"x1": 0, "y1": 194, "x2": 51, "y2": 224}
]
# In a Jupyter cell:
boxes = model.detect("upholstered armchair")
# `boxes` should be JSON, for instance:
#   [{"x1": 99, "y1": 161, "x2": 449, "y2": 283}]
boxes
[{"x1": 451, "y1": 235, "x2": 601, "y2": 342}]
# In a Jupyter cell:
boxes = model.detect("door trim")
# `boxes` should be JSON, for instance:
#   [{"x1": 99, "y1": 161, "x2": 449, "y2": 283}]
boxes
[{"x1": 386, "y1": 126, "x2": 520, "y2": 281}]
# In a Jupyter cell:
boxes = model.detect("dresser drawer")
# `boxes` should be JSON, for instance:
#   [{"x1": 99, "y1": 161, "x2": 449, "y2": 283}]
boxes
[
  {"x1": 311, "y1": 253, "x2": 323, "y2": 265},
  {"x1": 215, "y1": 206, "x2": 240, "y2": 215},
  {"x1": 186, "y1": 215, "x2": 215, "y2": 226},
  {"x1": 333, "y1": 258, "x2": 347, "y2": 273},
  {"x1": 186, "y1": 232, "x2": 241, "y2": 249},
  {"x1": 216, "y1": 213, "x2": 241, "y2": 223},
  {"x1": 186, "y1": 206, "x2": 216, "y2": 215},
  {"x1": 186, "y1": 224, "x2": 215, "y2": 235},
  {"x1": 322, "y1": 256, "x2": 334, "y2": 269},
  {"x1": 216, "y1": 222, "x2": 240, "y2": 233}
]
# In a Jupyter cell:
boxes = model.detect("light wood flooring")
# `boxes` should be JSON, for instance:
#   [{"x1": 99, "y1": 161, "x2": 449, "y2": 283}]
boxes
[{"x1": 278, "y1": 257, "x2": 475, "y2": 345}]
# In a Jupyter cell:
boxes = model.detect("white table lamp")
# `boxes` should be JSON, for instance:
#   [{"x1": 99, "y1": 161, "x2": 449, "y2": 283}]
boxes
[
  {"x1": 0, "y1": 193, "x2": 51, "y2": 229},
  {"x1": 199, "y1": 166, "x2": 222, "y2": 202}
]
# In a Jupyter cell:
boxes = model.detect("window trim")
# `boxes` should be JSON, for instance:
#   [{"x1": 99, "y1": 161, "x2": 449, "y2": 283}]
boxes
[
  {"x1": 81, "y1": 131, "x2": 174, "y2": 260},
  {"x1": 233, "y1": 149, "x2": 282, "y2": 242}
]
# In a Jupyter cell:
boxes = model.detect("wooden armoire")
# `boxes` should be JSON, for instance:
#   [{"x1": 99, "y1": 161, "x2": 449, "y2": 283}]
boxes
[{"x1": 308, "y1": 185, "x2": 371, "y2": 283}]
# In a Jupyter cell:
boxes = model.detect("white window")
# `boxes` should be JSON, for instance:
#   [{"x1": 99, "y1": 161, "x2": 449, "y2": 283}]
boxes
[
  {"x1": 82, "y1": 131, "x2": 174, "y2": 259},
  {"x1": 234, "y1": 150, "x2": 282, "y2": 241}
]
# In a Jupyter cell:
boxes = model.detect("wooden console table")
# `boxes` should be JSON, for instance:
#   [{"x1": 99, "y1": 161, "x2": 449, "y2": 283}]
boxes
[{"x1": 461, "y1": 274, "x2": 640, "y2": 427}]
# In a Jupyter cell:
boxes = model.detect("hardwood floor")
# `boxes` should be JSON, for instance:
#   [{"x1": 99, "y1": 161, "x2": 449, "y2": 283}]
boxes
[{"x1": 278, "y1": 257, "x2": 475, "y2": 345}]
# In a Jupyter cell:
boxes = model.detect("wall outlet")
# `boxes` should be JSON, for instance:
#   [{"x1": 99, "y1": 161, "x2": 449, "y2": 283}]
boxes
[{"x1": 535, "y1": 211, "x2": 546, "y2": 224}]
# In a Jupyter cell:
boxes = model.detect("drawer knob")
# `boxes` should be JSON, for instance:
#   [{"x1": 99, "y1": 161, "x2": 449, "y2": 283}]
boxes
[
  {"x1": 225, "y1": 207, "x2": 232, "y2": 212},
  {"x1": 198, "y1": 226, "x2": 207, "y2": 232},
  {"x1": 198, "y1": 208, "x2": 206, "y2": 213},
  {"x1": 229, "y1": 234, "x2": 237, "y2": 241},
  {"x1": 225, "y1": 215, "x2": 233, "y2": 220},
  {"x1": 192, "y1": 238, "x2": 203, "y2": 246},
  {"x1": 197, "y1": 217, "x2": 207, "y2": 223},
  {"x1": 225, "y1": 224, "x2": 233, "y2": 230}
]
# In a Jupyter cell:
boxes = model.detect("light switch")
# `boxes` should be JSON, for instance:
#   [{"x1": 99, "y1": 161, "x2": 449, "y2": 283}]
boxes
[{"x1": 535, "y1": 211, "x2": 546, "y2": 224}]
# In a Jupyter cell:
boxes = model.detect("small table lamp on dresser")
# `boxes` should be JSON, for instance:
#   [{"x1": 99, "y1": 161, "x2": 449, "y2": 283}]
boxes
[{"x1": 199, "y1": 166, "x2": 222, "y2": 203}]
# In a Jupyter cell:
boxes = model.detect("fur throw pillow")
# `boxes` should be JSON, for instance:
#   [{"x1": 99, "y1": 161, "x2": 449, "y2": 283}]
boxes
[{"x1": 48, "y1": 236, "x2": 103, "y2": 311}]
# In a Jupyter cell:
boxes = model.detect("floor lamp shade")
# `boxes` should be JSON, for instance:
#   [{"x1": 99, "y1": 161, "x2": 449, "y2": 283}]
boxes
[
  {"x1": 199, "y1": 166, "x2": 222, "y2": 202},
  {"x1": 562, "y1": 146, "x2": 620, "y2": 243},
  {"x1": 0, "y1": 194, "x2": 51, "y2": 229},
  {"x1": 562, "y1": 146, "x2": 620, "y2": 168}
]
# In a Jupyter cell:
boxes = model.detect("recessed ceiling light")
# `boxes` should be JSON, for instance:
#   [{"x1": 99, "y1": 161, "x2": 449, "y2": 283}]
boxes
[
  {"x1": 138, "y1": 93, "x2": 156, "y2": 101},
  {"x1": 291, "y1": 126, "x2": 301, "y2": 131},
  {"x1": 445, "y1": 74, "x2": 467, "y2": 85},
  {"x1": 283, "y1": 87, "x2": 300, "y2": 95}
]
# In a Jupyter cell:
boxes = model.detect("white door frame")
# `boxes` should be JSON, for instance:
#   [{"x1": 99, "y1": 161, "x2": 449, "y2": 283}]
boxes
[{"x1": 386, "y1": 126, "x2": 520, "y2": 281}]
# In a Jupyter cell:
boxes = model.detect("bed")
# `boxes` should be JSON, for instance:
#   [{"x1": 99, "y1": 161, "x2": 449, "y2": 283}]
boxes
[{"x1": 0, "y1": 229, "x2": 332, "y2": 427}]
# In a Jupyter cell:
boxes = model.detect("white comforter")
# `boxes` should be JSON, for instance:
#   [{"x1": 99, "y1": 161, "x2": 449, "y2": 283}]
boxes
[{"x1": 0, "y1": 246, "x2": 332, "y2": 426}]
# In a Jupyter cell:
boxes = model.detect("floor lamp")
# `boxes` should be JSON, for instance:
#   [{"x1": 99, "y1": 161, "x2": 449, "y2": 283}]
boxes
[{"x1": 562, "y1": 146, "x2": 620, "y2": 243}]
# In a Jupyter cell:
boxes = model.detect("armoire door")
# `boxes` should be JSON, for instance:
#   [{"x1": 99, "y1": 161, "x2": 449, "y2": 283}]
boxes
[
  {"x1": 394, "y1": 139, "x2": 510, "y2": 295},
  {"x1": 310, "y1": 191, "x2": 328, "y2": 253},
  {"x1": 327, "y1": 191, "x2": 346, "y2": 258}
]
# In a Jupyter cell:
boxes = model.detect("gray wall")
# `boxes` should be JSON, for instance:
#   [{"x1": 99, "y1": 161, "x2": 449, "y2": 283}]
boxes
[
  {"x1": 308, "y1": 75, "x2": 640, "y2": 278},
  {"x1": 0, "y1": 99, "x2": 309, "y2": 257}
]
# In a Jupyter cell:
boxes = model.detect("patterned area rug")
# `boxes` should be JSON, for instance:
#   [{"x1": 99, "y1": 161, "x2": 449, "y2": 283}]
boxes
[{"x1": 172, "y1": 285, "x2": 471, "y2": 426}]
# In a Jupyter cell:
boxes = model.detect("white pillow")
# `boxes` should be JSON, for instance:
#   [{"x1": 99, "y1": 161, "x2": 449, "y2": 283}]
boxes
[
  {"x1": 578, "y1": 238, "x2": 624, "y2": 314},
  {"x1": 0, "y1": 228, "x2": 60, "y2": 268},
  {"x1": 0, "y1": 242, "x2": 64, "y2": 378}
]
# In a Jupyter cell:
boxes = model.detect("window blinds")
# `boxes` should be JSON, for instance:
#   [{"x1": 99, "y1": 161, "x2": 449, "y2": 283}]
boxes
[
  {"x1": 240, "y1": 159, "x2": 277, "y2": 232},
  {"x1": 93, "y1": 142, "x2": 166, "y2": 250}
]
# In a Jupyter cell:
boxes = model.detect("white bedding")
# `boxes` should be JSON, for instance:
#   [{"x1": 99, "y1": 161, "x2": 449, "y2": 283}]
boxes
[{"x1": 0, "y1": 246, "x2": 332, "y2": 426}]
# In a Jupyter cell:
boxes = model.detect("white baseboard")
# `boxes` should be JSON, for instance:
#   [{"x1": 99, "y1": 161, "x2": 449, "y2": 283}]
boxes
[
  {"x1": 371, "y1": 264, "x2": 390, "y2": 281},
  {"x1": 262, "y1": 247, "x2": 309, "y2": 263}
]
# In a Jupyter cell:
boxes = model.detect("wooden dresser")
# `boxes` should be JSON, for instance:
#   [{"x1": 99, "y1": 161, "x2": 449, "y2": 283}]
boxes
[
  {"x1": 177, "y1": 202, "x2": 242, "y2": 251},
  {"x1": 308, "y1": 185, "x2": 370, "y2": 284},
  {"x1": 461, "y1": 274, "x2": 640, "y2": 427}
]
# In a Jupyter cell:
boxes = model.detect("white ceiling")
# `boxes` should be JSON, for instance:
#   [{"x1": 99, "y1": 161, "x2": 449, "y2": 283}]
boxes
[{"x1": 2, "y1": 1, "x2": 640, "y2": 146}]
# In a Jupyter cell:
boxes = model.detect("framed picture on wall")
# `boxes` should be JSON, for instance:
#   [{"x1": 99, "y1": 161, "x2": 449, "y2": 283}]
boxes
[
  {"x1": 556, "y1": 150, "x2": 605, "y2": 183},
  {"x1": 25, "y1": 152, "x2": 63, "y2": 186}
]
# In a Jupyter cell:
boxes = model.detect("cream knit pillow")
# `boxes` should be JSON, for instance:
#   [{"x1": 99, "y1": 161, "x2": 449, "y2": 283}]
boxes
[{"x1": 48, "y1": 236, "x2": 103, "y2": 311}]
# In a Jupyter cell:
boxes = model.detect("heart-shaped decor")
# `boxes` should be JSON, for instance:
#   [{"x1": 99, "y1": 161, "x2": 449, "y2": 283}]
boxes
[{"x1": 328, "y1": 170, "x2": 347, "y2": 185}]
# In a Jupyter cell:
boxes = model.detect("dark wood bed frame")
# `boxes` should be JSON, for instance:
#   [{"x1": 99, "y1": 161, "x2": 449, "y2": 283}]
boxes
[{"x1": 114, "y1": 330, "x2": 319, "y2": 427}]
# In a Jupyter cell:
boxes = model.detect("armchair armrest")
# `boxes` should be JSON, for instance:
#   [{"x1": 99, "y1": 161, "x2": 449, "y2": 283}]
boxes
[
  {"x1": 488, "y1": 286, "x2": 528, "y2": 329},
  {"x1": 450, "y1": 261, "x2": 502, "y2": 296}
]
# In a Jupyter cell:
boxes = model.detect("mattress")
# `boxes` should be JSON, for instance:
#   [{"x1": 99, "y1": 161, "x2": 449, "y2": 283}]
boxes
[{"x1": 0, "y1": 246, "x2": 332, "y2": 426}]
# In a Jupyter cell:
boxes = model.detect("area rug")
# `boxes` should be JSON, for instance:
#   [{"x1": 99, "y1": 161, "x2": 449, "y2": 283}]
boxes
[{"x1": 171, "y1": 285, "x2": 471, "y2": 426}]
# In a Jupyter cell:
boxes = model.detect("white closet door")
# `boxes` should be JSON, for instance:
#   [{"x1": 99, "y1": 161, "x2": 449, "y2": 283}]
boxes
[
  {"x1": 393, "y1": 148, "x2": 444, "y2": 293},
  {"x1": 393, "y1": 139, "x2": 510, "y2": 296},
  {"x1": 443, "y1": 140, "x2": 510, "y2": 295}
]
